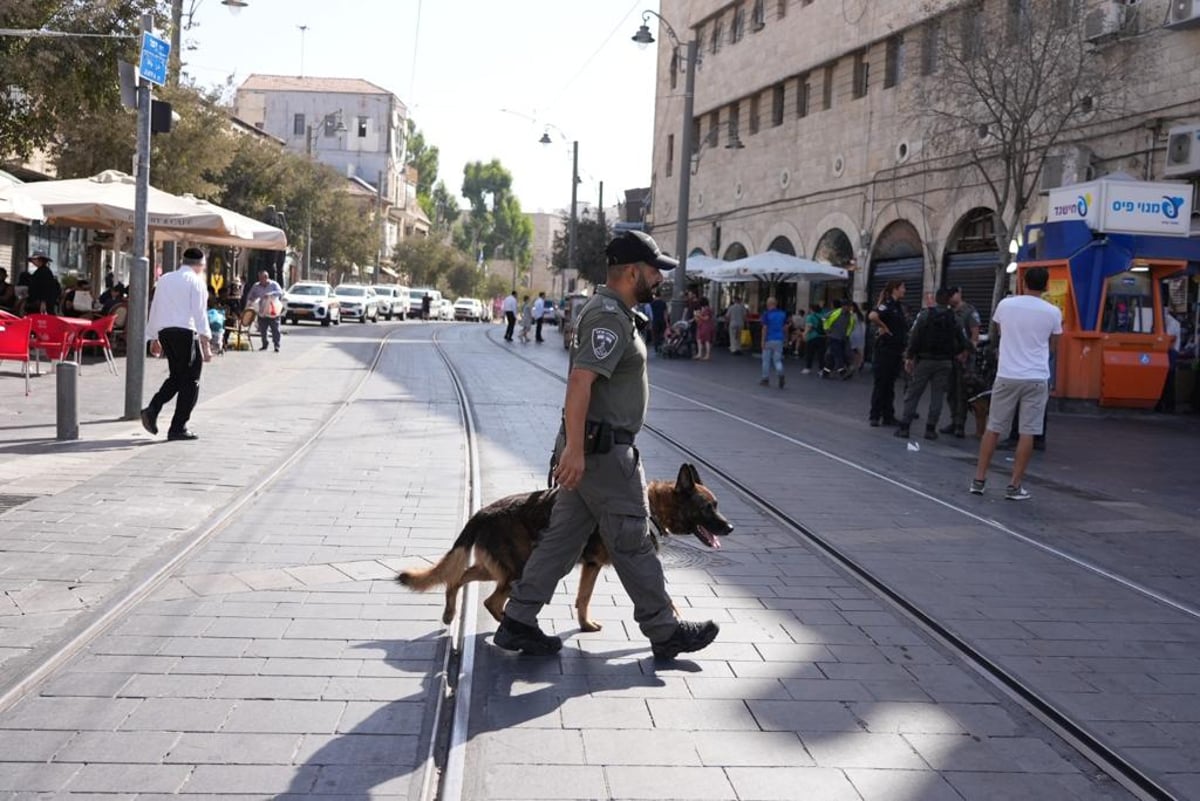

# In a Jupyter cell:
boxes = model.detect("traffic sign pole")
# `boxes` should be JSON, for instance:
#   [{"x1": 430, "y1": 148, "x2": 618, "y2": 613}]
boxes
[{"x1": 124, "y1": 13, "x2": 165, "y2": 421}]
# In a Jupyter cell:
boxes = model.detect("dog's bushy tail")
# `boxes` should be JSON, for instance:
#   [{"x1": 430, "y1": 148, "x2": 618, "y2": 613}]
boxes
[{"x1": 396, "y1": 515, "x2": 482, "y2": 591}]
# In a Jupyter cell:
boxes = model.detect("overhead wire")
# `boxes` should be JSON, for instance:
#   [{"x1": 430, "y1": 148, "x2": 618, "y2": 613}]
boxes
[{"x1": 544, "y1": 0, "x2": 642, "y2": 111}]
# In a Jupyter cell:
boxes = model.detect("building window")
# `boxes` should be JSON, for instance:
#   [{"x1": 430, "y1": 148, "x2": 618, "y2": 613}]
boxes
[
  {"x1": 771, "y1": 83, "x2": 785, "y2": 126},
  {"x1": 853, "y1": 51, "x2": 869, "y2": 99},
  {"x1": 777, "y1": 0, "x2": 787, "y2": 19},
  {"x1": 670, "y1": 51, "x2": 678, "y2": 90},
  {"x1": 752, "y1": 0, "x2": 766, "y2": 30},
  {"x1": 691, "y1": 117, "x2": 702, "y2": 154},
  {"x1": 1007, "y1": 0, "x2": 1032, "y2": 42},
  {"x1": 357, "y1": 116, "x2": 368, "y2": 138},
  {"x1": 797, "y1": 74, "x2": 810, "y2": 118},
  {"x1": 324, "y1": 114, "x2": 339, "y2": 137},
  {"x1": 711, "y1": 17, "x2": 724, "y2": 53},
  {"x1": 961, "y1": 4, "x2": 983, "y2": 61},
  {"x1": 884, "y1": 35, "x2": 905, "y2": 88},
  {"x1": 749, "y1": 93, "x2": 760, "y2": 135},
  {"x1": 822, "y1": 63, "x2": 835, "y2": 110},
  {"x1": 921, "y1": 19, "x2": 941, "y2": 76},
  {"x1": 731, "y1": 4, "x2": 745, "y2": 43},
  {"x1": 728, "y1": 101, "x2": 740, "y2": 143},
  {"x1": 708, "y1": 110, "x2": 720, "y2": 146},
  {"x1": 293, "y1": 113, "x2": 305, "y2": 136},
  {"x1": 666, "y1": 134, "x2": 674, "y2": 177},
  {"x1": 1052, "y1": 0, "x2": 1080, "y2": 26}
]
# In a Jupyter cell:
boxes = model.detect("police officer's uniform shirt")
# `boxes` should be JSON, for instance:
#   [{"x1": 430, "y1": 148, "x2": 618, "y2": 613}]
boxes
[
  {"x1": 955, "y1": 301, "x2": 981, "y2": 341},
  {"x1": 570, "y1": 286, "x2": 648, "y2": 434},
  {"x1": 875, "y1": 297, "x2": 908, "y2": 351}
]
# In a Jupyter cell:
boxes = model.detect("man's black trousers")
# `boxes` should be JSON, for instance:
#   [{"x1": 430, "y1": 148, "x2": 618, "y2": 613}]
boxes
[
  {"x1": 148, "y1": 328, "x2": 203, "y2": 435},
  {"x1": 504, "y1": 311, "x2": 516, "y2": 340}
]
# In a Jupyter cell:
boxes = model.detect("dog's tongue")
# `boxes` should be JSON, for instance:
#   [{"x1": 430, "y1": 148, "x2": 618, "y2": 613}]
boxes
[{"x1": 700, "y1": 526, "x2": 721, "y2": 549}]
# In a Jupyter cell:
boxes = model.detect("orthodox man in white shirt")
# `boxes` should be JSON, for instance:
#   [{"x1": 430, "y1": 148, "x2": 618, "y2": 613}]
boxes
[{"x1": 140, "y1": 247, "x2": 213, "y2": 441}]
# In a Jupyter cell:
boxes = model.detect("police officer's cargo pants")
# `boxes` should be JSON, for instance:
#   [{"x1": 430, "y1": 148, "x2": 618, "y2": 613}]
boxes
[
  {"x1": 506, "y1": 444, "x2": 677, "y2": 643},
  {"x1": 870, "y1": 348, "x2": 904, "y2": 422},
  {"x1": 901, "y1": 359, "x2": 952, "y2": 426}
]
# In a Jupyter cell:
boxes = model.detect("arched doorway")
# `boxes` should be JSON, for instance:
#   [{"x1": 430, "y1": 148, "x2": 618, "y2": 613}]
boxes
[
  {"x1": 868, "y1": 220, "x2": 924, "y2": 309},
  {"x1": 942, "y1": 208, "x2": 1001, "y2": 327},
  {"x1": 811, "y1": 228, "x2": 853, "y2": 308},
  {"x1": 723, "y1": 242, "x2": 748, "y2": 261},
  {"x1": 766, "y1": 236, "x2": 798, "y2": 311}
]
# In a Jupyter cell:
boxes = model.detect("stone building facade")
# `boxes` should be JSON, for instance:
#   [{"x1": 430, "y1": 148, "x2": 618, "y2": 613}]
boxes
[{"x1": 648, "y1": 0, "x2": 1200, "y2": 319}]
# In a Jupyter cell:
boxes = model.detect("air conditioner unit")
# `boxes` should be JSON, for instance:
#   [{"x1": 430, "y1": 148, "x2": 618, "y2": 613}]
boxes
[
  {"x1": 1084, "y1": 2, "x2": 1124, "y2": 41},
  {"x1": 1167, "y1": 0, "x2": 1200, "y2": 28},
  {"x1": 1040, "y1": 146, "x2": 1096, "y2": 191},
  {"x1": 1164, "y1": 125, "x2": 1200, "y2": 177}
]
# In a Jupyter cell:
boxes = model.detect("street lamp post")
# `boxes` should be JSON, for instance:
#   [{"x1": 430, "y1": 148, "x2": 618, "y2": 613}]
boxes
[
  {"x1": 634, "y1": 11, "x2": 697, "y2": 325},
  {"x1": 539, "y1": 130, "x2": 580, "y2": 278}
]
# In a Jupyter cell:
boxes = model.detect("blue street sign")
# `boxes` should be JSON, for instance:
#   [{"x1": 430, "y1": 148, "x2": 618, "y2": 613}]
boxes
[{"x1": 138, "y1": 32, "x2": 171, "y2": 87}]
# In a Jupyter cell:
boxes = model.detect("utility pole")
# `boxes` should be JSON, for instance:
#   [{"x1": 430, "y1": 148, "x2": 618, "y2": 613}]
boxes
[
  {"x1": 671, "y1": 39, "x2": 698, "y2": 325},
  {"x1": 124, "y1": 12, "x2": 156, "y2": 421},
  {"x1": 169, "y1": 0, "x2": 183, "y2": 86},
  {"x1": 568, "y1": 141, "x2": 579, "y2": 276}
]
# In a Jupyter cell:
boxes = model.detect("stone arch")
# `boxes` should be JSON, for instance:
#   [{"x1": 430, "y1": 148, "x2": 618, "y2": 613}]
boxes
[
  {"x1": 812, "y1": 228, "x2": 854, "y2": 265},
  {"x1": 868, "y1": 219, "x2": 926, "y2": 308},
  {"x1": 767, "y1": 236, "x2": 796, "y2": 255},
  {"x1": 723, "y1": 241, "x2": 749, "y2": 261},
  {"x1": 809, "y1": 210, "x2": 859, "y2": 260},
  {"x1": 942, "y1": 206, "x2": 1003, "y2": 326},
  {"x1": 933, "y1": 189, "x2": 1000, "y2": 278},
  {"x1": 759, "y1": 220, "x2": 805, "y2": 258},
  {"x1": 689, "y1": 247, "x2": 708, "y2": 257}
]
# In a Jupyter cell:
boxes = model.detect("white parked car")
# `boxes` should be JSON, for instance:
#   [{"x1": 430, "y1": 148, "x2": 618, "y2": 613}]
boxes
[
  {"x1": 335, "y1": 284, "x2": 380, "y2": 323},
  {"x1": 453, "y1": 297, "x2": 484, "y2": 322},
  {"x1": 436, "y1": 298, "x2": 455, "y2": 321},
  {"x1": 282, "y1": 282, "x2": 341, "y2": 327},
  {"x1": 409, "y1": 287, "x2": 443, "y2": 319},
  {"x1": 371, "y1": 285, "x2": 403, "y2": 320}
]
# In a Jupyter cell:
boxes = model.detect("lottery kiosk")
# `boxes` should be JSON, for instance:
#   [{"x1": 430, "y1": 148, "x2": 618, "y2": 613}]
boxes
[{"x1": 1017, "y1": 178, "x2": 1200, "y2": 408}]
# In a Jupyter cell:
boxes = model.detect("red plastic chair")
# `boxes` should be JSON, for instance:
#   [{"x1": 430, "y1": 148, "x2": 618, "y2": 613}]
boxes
[
  {"x1": 27, "y1": 313, "x2": 79, "y2": 374},
  {"x1": 0, "y1": 317, "x2": 34, "y2": 395},
  {"x1": 73, "y1": 313, "x2": 119, "y2": 375}
]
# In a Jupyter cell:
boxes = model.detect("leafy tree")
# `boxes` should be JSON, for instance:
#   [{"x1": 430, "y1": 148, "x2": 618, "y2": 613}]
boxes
[
  {"x1": 460, "y1": 158, "x2": 512, "y2": 258},
  {"x1": 393, "y1": 236, "x2": 459, "y2": 290},
  {"x1": 552, "y1": 212, "x2": 610, "y2": 285},
  {"x1": 444, "y1": 254, "x2": 481, "y2": 298},
  {"x1": 916, "y1": 0, "x2": 1129, "y2": 319},
  {"x1": 430, "y1": 179, "x2": 460, "y2": 232},
  {"x1": 0, "y1": 0, "x2": 161, "y2": 160},
  {"x1": 406, "y1": 119, "x2": 441, "y2": 223},
  {"x1": 54, "y1": 81, "x2": 232, "y2": 197}
]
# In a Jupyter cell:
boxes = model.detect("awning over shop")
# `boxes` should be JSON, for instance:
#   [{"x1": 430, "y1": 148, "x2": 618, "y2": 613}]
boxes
[
  {"x1": 380, "y1": 265, "x2": 398, "y2": 278},
  {"x1": 709, "y1": 250, "x2": 849, "y2": 283},
  {"x1": 684, "y1": 254, "x2": 725, "y2": 279}
]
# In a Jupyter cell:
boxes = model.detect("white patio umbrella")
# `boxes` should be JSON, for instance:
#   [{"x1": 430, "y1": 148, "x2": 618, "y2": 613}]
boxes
[
  {"x1": 0, "y1": 170, "x2": 44, "y2": 224},
  {"x1": 709, "y1": 250, "x2": 850, "y2": 283},
  {"x1": 1, "y1": 170, "x2": 230, "y2": 234},
  {"x1": 165, "y1": 196, "x2": 288, "y2": 251},
  {"x1": 684, "y1": 254, "x2": 725, "y2": 280}
]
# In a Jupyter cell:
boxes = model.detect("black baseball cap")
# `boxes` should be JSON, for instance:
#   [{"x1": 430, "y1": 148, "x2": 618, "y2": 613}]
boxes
[{"x1": 605, "y1": 230, "x2": 679, "y2": 270}]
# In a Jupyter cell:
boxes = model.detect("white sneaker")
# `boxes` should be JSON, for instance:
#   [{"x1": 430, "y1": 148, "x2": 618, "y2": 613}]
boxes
[
  {"x1": 801, "y1": 368, "x2": 811, "y2": 375},
  {"x1": 1005, "y1": 484, "x2": 1031, "y2": 501}
]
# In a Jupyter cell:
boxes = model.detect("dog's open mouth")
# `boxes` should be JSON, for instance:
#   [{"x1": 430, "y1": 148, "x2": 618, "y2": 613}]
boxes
[{"x1": 693, "y1": 525, "x2": 721, "y2": 549}]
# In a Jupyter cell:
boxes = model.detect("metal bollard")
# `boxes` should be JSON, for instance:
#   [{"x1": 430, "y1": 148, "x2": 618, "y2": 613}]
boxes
[{"x1": 56, "y1": 362, "x2": 79, "y2": 441}]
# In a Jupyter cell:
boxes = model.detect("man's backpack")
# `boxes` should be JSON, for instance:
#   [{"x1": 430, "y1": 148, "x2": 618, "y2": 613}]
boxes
[{"x1": 914, "y1": 307, "x2": 961, "y2": 359}]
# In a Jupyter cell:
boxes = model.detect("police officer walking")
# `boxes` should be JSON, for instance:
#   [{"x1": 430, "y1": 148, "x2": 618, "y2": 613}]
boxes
[
  {"x1": 494, "y1": 231, "x2": 720, "y2": 659},
  {"x1": 868, "y1": 280, "x2": 909, "y2": 427}
]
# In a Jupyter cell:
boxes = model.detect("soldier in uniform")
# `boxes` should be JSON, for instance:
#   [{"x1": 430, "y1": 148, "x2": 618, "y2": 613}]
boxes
[
  {"x1": 940, "y1": 286, "x2": 982, "y2": 438},
  {"x1": 494, "y1": 230, "x2": 720, "y2": 659}
]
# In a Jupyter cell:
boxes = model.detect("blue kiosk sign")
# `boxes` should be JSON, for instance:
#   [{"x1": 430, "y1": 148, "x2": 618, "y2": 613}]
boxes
[{"x1": 138, "y1": 32, "x2": 171, "y2": 87}]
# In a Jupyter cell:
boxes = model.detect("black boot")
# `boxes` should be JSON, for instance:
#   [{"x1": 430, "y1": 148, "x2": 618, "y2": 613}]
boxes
[
  {"x1": 924, "y1": 425, "x2": 938, "y2": 440},
  {"x1": 893, "y1": 423, "x2": 911, "y2": 438},
  {"x1": 493, "y1": 615, "x2": 562, "y2": 655},
  {"x1": 651, "y1": 620, "x2": 720, "y2": 659}
]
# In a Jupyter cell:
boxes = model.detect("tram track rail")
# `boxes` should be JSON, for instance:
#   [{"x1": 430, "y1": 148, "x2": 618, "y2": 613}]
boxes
[{"x1": 483, "y1": 327, "x2": 1179, "y2": 801}]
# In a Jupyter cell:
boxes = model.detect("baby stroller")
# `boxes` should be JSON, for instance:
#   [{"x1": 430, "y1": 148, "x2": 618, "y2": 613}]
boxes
[{"x1": 661, "y1": 320, "x2": 697, "y2": 359}]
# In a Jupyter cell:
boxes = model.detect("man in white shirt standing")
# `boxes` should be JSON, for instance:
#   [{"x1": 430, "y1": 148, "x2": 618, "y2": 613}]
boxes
[
  {"x1": 141, "y1": 247, "x2": 213, "y2": 441},
  {"x1": 532, "y1": 292, "x2": 546, "y2": 344},
  {"x1": 501, "y1": 290, "x2": 518, "y2": 342},
  {"x1": 970, "y1": 267, "x2": 1063, "y2": 500}
]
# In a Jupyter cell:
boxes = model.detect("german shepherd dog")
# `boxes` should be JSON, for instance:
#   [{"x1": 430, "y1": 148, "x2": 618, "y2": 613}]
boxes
[{"x1": 397, "y1": 463, "x2": 733, "y2": 632}]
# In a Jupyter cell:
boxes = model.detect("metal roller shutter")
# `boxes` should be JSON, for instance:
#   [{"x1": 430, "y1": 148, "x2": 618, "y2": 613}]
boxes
[
  {"x1": 944, "y1": 251, "x2": 1000, "y2": 327},
  {"x1": 868, "y1": 257, "x2": 925, "y2": 308}
]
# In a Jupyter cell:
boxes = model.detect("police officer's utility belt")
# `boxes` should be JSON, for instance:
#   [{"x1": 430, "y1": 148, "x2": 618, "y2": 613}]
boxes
[{"x1": 584, "y1": 420, "x2": 635, "y2": 454}]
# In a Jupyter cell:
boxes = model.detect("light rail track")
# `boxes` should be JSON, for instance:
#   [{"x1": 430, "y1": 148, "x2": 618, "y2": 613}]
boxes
[{"x1": 484, "y1": 327, "x2": 1179, "y2": 801}]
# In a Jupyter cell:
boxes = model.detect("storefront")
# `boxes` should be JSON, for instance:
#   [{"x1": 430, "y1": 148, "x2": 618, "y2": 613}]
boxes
[
  {"x1": 867, "y1": 220, "x2": 924, "y2": 309},
  {"x1": 811, "y1": 228, "x2": 853, "y2": 307},
  {"x1": 942, "y1": 208, "x2": 1001, "y2": 327}
]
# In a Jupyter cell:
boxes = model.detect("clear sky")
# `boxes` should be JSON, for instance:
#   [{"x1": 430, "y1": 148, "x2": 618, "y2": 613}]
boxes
[{"x1": 182, "y1": 0, "x2": 662, "y2": 216}]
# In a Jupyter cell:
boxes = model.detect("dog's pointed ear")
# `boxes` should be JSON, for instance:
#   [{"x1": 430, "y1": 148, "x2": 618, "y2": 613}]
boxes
[
  {"x1": 676, "y1": 463, "x2": 696, "y2": 492},
  {"x1": 686, "y1": 463, "x2": 704, "y2": 487}
]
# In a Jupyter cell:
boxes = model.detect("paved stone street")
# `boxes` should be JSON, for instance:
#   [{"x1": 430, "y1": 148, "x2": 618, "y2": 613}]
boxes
[{"x1": 0, "y1": 321, "x2": 1194, "y2": 799}]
